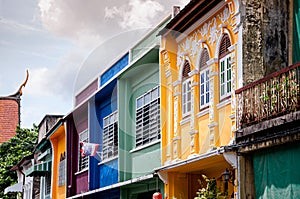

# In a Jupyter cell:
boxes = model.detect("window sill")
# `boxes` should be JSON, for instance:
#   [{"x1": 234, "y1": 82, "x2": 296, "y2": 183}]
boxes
[
  {"x1": 98, "y1": 156, "x2": 118, "y2": 166},
  {"x1": 180, "y1": 116, "x2": 191, "y2": 125},
  {"x1": 130, "y1": 139, "x2": 160, "y2": 153},
  {"x1": 216, "y1": 98, "x2": 231, "y2": 109},
  {"x1": 75, "y1": 168, "x2": 88, "y2": 176},
  {"x1": 197, "y1": 108, "x2": 209, "y2": 118}
]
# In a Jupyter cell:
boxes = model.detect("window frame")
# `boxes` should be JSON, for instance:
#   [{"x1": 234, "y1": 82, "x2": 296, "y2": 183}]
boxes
[
  {"x1": 102, "y1": 111, "x2": 118, "y2": 161},
  {"x1": 219, "y1": 54, "x2": 231, "y2": 100},
  {"x1": 58, "y1": 153, "x2": 66, "y2": 186},
  {"x1": 199, "y1": 48, "x2": 210, "y2": 110},
  {"x1": 135, "y1": 86, "x2": 160, "y2": 148},
  {"x1": 78, "y1": 129, "x2": 89, "y2": 171},
  {"x1": 182, "y1": 78, "x2": 192, "y2": 117},
  {"x1": 200, "y1": 67, "x2": 210, "y2": 109}
]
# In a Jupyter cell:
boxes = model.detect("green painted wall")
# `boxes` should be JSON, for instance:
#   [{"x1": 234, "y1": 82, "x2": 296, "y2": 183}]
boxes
[
  {"x1": 131, "y1": 16, "x2": 170, "y2": 61},
  {"x1": 120, "y1": 179, "x2": 164, "y2": 199},
  {"x1": 118, "y1": 48, "x2": 161, "y2": 182}
]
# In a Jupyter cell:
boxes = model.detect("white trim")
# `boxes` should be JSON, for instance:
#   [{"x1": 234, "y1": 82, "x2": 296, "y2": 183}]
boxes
[
  {"x1": 180, "y1": 116, "x2": 191, "y2": 126},
  {"x1": 206, "y1": 58, "x2": 218, "y2": 66},
  {"x1": 67, "y1": 174, "x2": 156, "y2": 199},
  {"x1": 173, "y1": 136, "x2": 181, "y2": 141},
  {"x1": 216, "y1": 98, "x2": 231, "y2": 109},
  {"x1": 208, "y1": 122, "x2": 218, "y2": 130},
  {"x1": 196, "y1": 108, "x2": 209, "y2": 118},
  {"x1": 172, "y1": 80, "x2": 181, "y2": 87},
  {"x1": 130, "y1": 139, "x2": 160, "y2": 153},
  {"x1": 229, "y1": 114, "x2": 235, "y2": 119},
  {"x1": 191, "y1": 82, "x2": 199, "y2": 87},
  {"x1": 188, "y1": 69, "x2": 199, "y2": 76},
  {"x1": 75, "y1": 168, "x2": 88, "y2": 176},
  {"x1": 173, "y1": 92, "x2": 181, "y2": 97},
  {"x1": 98, "y1": 156, "x2": 118, "y2": 166},
  {"x1": 189, "y1": 130, "x2": 199, "y2": 136}
]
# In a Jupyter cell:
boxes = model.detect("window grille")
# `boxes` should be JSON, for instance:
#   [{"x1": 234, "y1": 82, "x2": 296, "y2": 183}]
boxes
[
  {"x1": 135, "y1": 86, "x2": 160, "y2": 147},
  {"x1": 102, "y1": 111, "x2": 118, "y2": 160},
  {"x1": 79, "y1": 130, "x2": 89, "y2": 171},
  {"x1": 58, "y1": 152, "x2": 66, "y2": 186}
]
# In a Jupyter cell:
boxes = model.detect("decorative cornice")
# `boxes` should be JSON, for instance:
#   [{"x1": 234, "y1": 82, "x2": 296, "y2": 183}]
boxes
[
  {"x1": 206, "y1": 58, "x2": 218, "y2": 66},
  {"x1": 188, "y1": 69, "x2": 199, "y2": 77},
  {"x1": 173, "y1": 80, "x2": 181, "y2": 87}
]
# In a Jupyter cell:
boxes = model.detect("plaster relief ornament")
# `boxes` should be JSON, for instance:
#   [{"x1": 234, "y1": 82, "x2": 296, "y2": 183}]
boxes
[
  {"x1": 190, "y1": 32, "x2": 199, "y2": 57},
  {"x1": 199, "y1": 23, "x2": 209, "y2": 37},
  {"x1": 219, "y1": 7, "x2": 230, "y2": 24},
  {"x1": 182, "y1": 37, "x2": 191, "y2": 52},
  {"x1": 208, "y1": 17, "x2": 219, "y2": 44},
  {"x1": 177, "y1": 49, "x2": 183, "y2": 67}
]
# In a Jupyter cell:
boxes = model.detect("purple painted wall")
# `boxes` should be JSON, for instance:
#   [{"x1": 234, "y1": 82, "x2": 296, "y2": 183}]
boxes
[
  {"x1": 75, "y1": 79, "x2": 98, "y2": 106},
  {"x1": 76, "y1": 171, "x2": 89, "y2": 194}
]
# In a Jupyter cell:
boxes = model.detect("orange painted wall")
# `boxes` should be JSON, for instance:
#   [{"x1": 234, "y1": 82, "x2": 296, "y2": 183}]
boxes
[{"x1": 49, "y1": 125, "x2": 66, "y2": 199}]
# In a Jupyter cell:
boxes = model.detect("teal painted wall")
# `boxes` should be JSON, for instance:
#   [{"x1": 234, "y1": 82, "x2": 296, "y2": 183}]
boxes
[
  {"x1": 118, "y1": 48, "x2": 161, "y2": 182},
  {"x1": 120, "y1": 179, "x2": 164, "y2": 199}
]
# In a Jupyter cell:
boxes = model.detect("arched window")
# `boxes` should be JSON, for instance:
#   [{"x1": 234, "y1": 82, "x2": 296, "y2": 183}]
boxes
[
  {"x1": 182, "y1": 60, "x2": 191, "y2": 116},
  {"x1": 199, "y1": 48, "x2": 210, "y2": 109},
  {"x1": 219, "y1": 34, "x2": 232, "y2": 100}
]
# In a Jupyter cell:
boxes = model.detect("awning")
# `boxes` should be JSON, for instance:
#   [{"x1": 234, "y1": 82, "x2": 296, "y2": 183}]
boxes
[
  {"x1": 155, "y1": 147, "x2": 231, "y2": 183},
  {"x1": 4, "y1": 182, "x2": 22, "y2": 194},
  {"x1": 67, "y1": 174, "x2": 155, "y2": 199}
]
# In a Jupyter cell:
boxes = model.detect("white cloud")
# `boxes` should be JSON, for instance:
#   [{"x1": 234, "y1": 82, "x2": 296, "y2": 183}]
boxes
[
  {"x1": 25, "y1": 50, "x2": 85, "y2": 100},
  {"x1": 0, "y1": 17, "x2": 43, "y2": 33},
  {"x1": 105, "y1": 0, "x2": 164, "y2": 29}
]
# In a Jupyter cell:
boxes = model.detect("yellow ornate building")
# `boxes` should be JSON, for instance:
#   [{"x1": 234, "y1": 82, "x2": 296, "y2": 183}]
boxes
[{"x1": 157, "y1": 0, "x2": 242, "y2": 198}]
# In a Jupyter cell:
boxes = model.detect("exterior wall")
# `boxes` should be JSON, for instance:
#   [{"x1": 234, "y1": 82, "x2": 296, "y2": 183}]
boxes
[
  {"x1": 242, "y1": 0, "x2": 290, "y2": 85},
  {"x1": 75, "y1": 79, "x2": 98, "y2": 106},
  {"x1": 66, "y1": 104, "x2": 89, "y2": 197},
  {"x1": 160, "y1": 1, "x2": 238, "y2": 165},
  {"x1": 118, "y1": 48, "x2": 160, "y2": 181},
  {"x1": 91, "y1": 79, "x2": 118, "y2": 189},
  {"x1": 159, "y1": 1, "x2": 240, "y2": 198},
  {"x1": 100, "y1": 53, "x2": 129, "y2": 86},
  {"x1": 49, "y1": 125, "x2": 66, "y2": 199},
  {"x1": 0, "y1": 98, "x2": 19, "y2": 143}
]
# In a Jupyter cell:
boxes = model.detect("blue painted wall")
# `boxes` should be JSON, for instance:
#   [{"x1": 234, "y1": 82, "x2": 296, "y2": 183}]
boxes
[
  {"x1": 99, "y1": 159, "x2": 118, "y2": 187},
  {"x1": 100, "y1": 53, "x2": 129, "y2": 86},
  {"x1": 89, "y1": 79, "x2": 118, "y2": 190}
]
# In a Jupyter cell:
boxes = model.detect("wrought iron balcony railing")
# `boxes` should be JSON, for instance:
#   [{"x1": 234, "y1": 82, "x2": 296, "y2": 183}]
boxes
[{"x1": 236, "y1": 63, "x2": 300, "y2": 129}]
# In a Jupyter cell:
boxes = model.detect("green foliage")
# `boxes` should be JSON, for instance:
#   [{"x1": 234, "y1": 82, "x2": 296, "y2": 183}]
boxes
[
  {"x1": 194, "y1": 175, "x2": 228, "y2": 199},
  {"x1": 0, "y1": 125, "x2": 38, "y2": 199}
]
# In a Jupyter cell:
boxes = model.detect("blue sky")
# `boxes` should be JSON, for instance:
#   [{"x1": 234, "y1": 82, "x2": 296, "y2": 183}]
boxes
[{"x1": 0, "y1": 0, "x2": 188, "y2": 128}]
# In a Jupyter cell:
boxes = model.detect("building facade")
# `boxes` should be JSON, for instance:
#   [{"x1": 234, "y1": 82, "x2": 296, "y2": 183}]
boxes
[
  {"x1": 157, "y1": 0, "x2": 242, "y2": 198},
  {"x1": 235, "y1": 0, "x2": 300, "y2": 198}
]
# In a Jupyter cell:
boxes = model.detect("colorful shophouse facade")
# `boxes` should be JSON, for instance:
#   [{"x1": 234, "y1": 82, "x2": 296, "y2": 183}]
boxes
[
  {"x1": 157, "y1": 0, "x2": 242, "y2": 198},
  {"x1": 66, "y1": 16, "x2": 170, "y2": 199}
]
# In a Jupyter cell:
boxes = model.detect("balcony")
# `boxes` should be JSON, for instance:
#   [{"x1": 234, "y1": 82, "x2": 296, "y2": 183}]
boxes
[
  {"x1": 26, "y1": 161, "x2": 52, "y2": 177},
  {"x1": 235, "y1": 63, "x2": 300, "y2": 140}
]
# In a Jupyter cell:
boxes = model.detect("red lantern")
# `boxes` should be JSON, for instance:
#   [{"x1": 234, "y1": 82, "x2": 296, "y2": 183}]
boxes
[{"x1": 153, "y1": 192, "x2": 162, "y2": 199}]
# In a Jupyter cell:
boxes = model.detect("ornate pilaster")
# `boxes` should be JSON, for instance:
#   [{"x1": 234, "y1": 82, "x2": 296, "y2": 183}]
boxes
[{"x1": 207, "y1": 58, "x2": 219, "y2": 148}]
